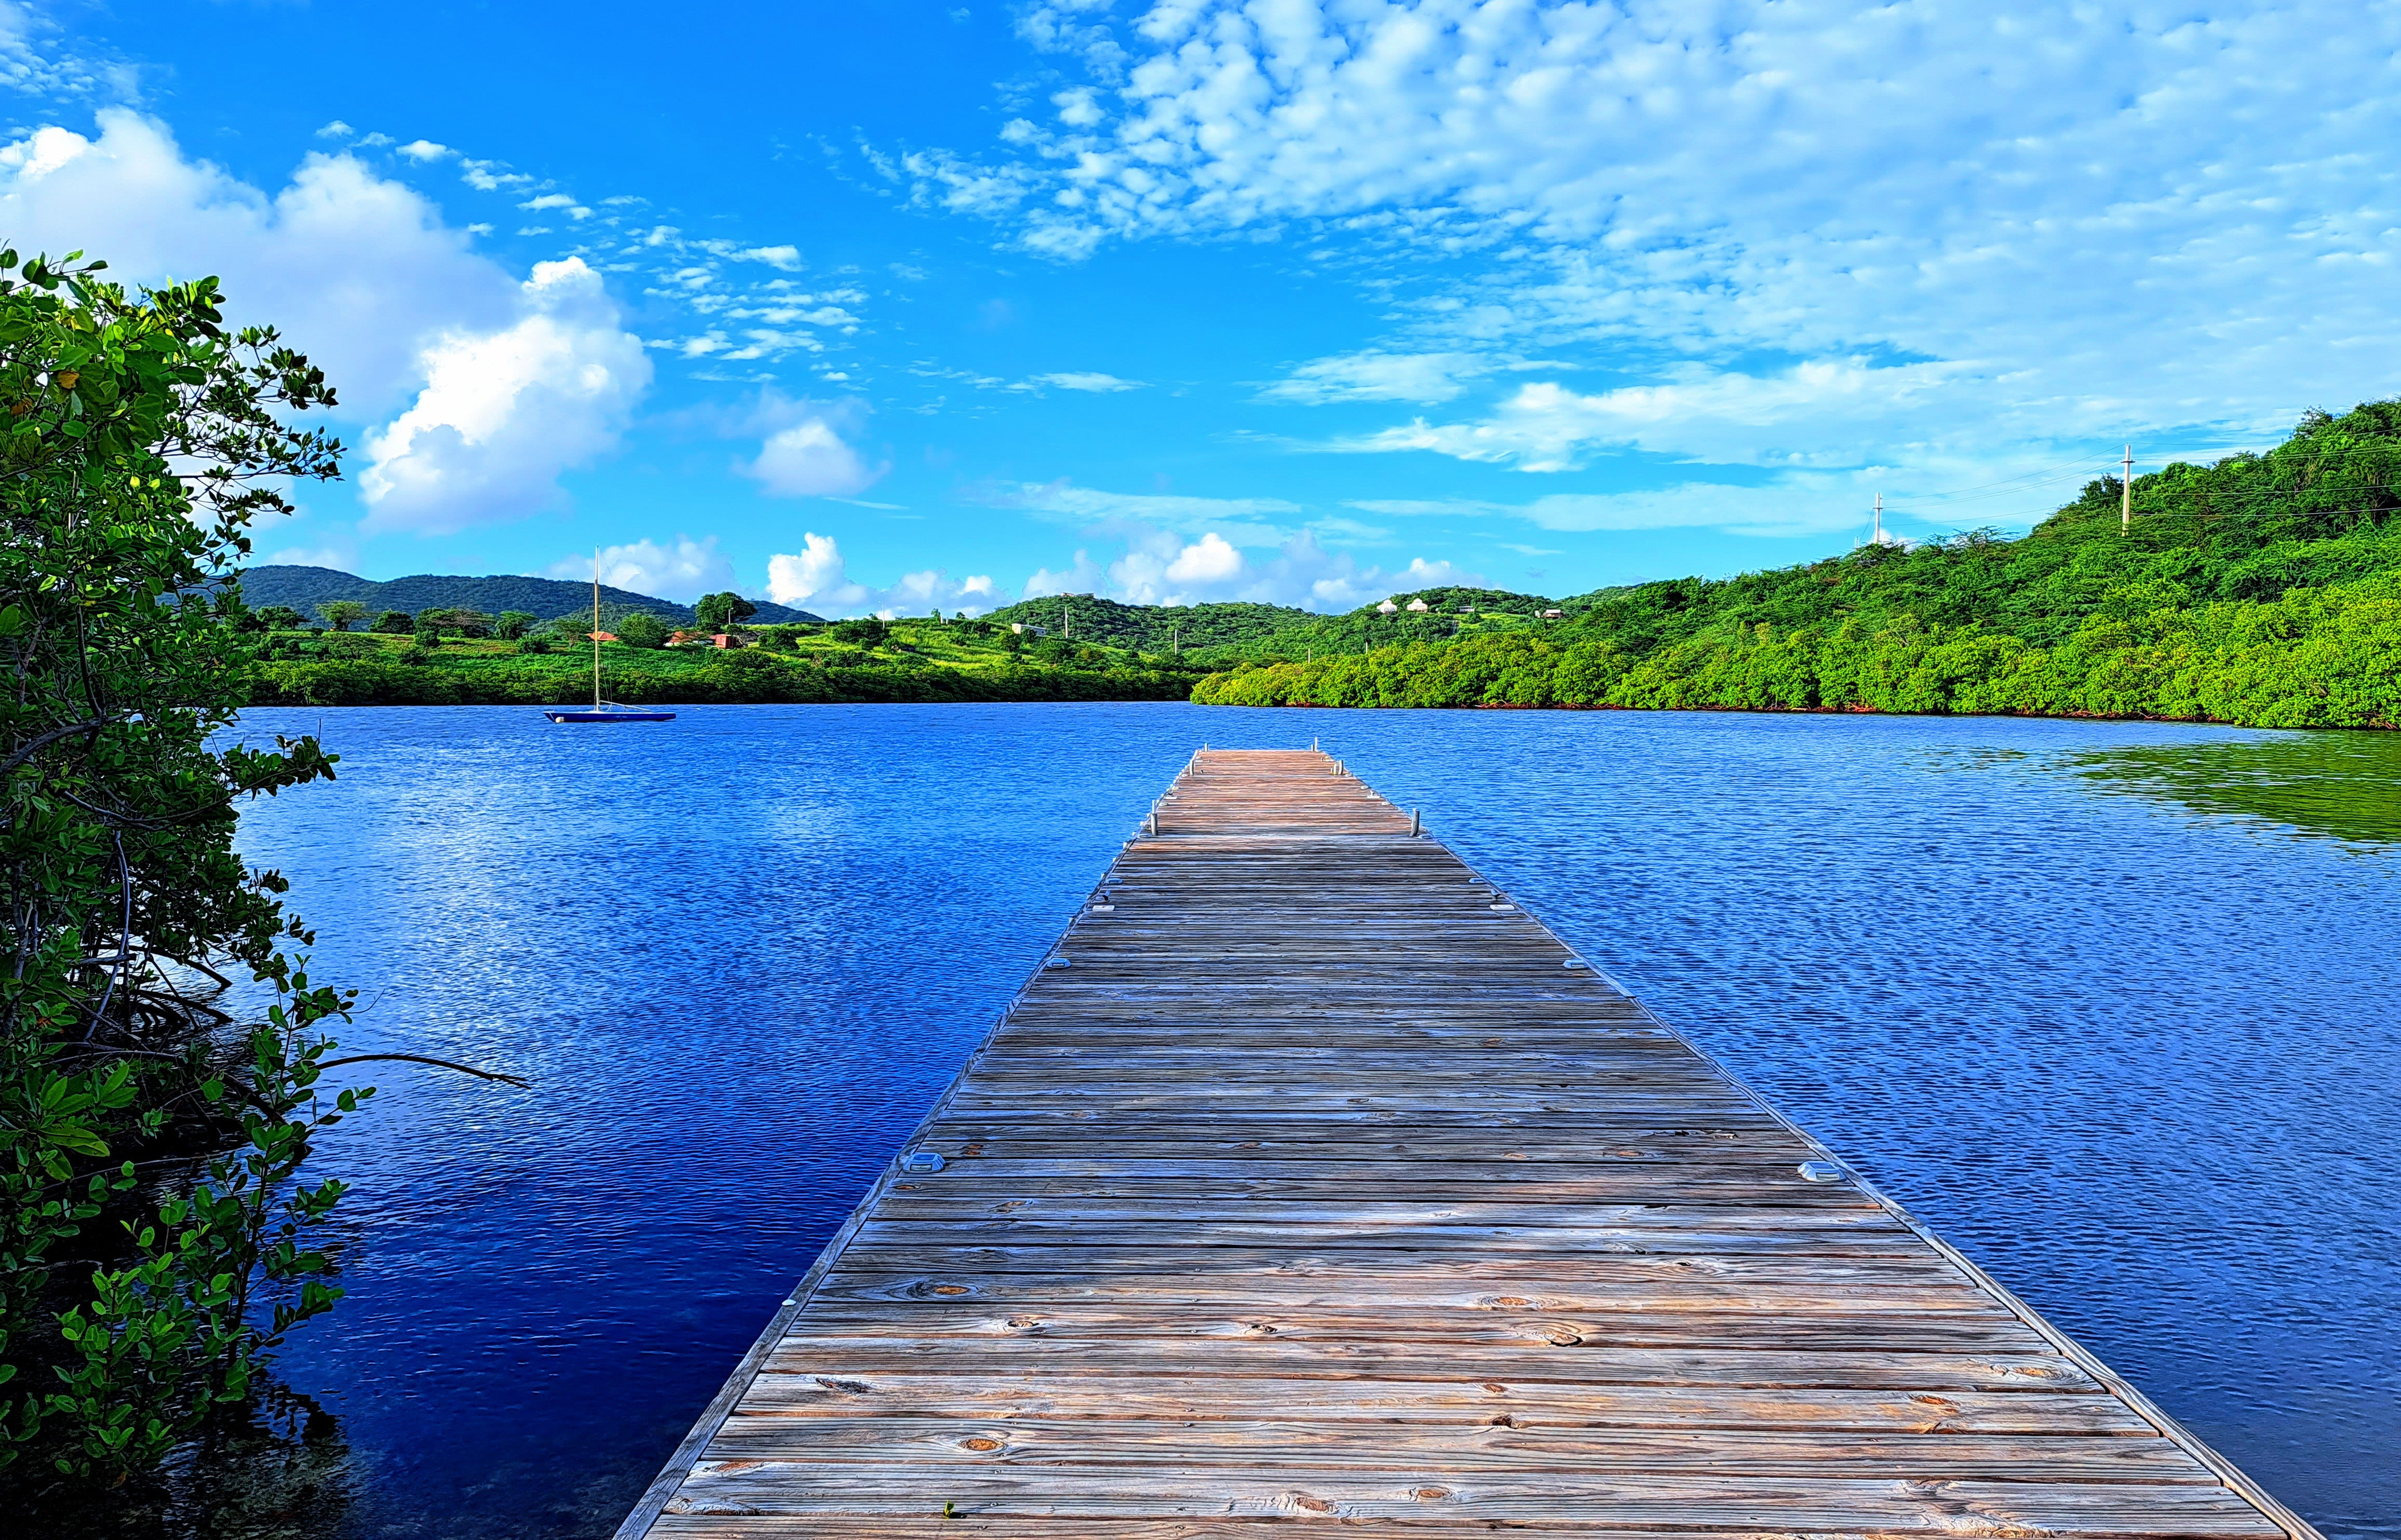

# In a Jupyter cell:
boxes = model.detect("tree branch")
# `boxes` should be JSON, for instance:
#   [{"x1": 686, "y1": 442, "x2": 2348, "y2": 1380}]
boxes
[
  {"x1": 0, "y1": 715, "x2": 106, "y2": 778},
  {"x1": 316, "y1": 1053, "x2": 528, "y2": 1087}
]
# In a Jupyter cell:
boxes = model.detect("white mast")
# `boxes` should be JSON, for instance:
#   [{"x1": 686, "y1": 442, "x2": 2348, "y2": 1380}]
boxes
[{"x1": 592, "y1": 548, "x2": 602, "y2": 710}]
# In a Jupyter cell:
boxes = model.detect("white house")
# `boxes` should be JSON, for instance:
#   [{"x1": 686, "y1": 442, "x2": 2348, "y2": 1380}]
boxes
[
  {"x1": 1406, "y1": 597, "x2": 1431, "y2": 613},
  {"x1": 1375, "y1": 599, "x2": 1399, "y2": 614}
]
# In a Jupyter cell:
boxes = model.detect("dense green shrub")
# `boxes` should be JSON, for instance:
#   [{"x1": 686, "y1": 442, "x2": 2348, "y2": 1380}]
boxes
[
  {"x1": 0, "y1": 251, "x2": 388, "y2": 1485},
  {"x1": 1196, "y1": 401, "x2": 2401, "y2": 730}
]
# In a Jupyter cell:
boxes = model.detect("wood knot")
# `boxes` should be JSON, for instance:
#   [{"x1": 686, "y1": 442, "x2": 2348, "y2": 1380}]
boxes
[
  {"x1": 813, "y1": 1376, "x2": 872, "y2": 1394},
  {"x1": 1546, "y1": 1329, "x2": 1585, "y2": 1346},
  {"x1": 929, "y1": 1284, "x2": 969, "y2": 1296},
  {"x1": 1289, "y1": 1494, "x2": 1333, "y2": 1514},
  {"x1": 1491, "y1": 1296, "x2": 1530, "y2": 1307},
  {"x1": 1482, "y1": 1382, "x2": 1507, "y2": 1394},
  {"x1": 962, "y1": 1437, "x2": 1002, "y2": 1452},
  {"x1": 1488, "y1": 1414, "x2": 1516, "y2": 1427},
  {"x1": 1413, "y1": 1487, "x2": 1451, "y2": 1501}
]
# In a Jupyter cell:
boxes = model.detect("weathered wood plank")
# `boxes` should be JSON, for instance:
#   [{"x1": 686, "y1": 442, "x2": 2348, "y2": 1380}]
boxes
[{"x1": 618, "y1": 748, "x2": 2315, "y2": 1540}]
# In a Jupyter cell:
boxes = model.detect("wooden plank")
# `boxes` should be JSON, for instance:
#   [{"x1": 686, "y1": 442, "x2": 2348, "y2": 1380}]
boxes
[{"x1": 618, "y1": 748, "x2": 2318, "y2": 1540}]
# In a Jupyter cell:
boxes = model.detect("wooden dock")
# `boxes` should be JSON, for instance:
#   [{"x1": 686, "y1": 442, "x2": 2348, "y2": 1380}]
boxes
[{"x1": 623, "y1": 748, "x2": 2317, "y2": 1540}]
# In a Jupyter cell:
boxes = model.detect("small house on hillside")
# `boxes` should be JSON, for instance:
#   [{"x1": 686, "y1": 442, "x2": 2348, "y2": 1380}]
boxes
[
  {"x1": 590, "y1": 630, "x2": 619, "y2": 643},
  {"x1": 1541, "y1": 609, "x2": 1564, "y2": 618},
  {"x1": 1011, "y1": 622, "x2": 1048, "y2": 637},
  {"x1": 1406, "y1": 597, "x2": 1431, "y2": 613},
  {"x1": 1375, "y1": 599, "x2": 1399, "y2": 614}
]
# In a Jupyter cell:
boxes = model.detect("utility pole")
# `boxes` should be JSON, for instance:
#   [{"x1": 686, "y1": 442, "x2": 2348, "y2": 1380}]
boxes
[
  {"x1": 1062, "y1": 599, "x2": 1070, "y2": 640},
  {"x1": 2122, "y1": 444, "x2": 2134, "y2": 533},
  {"x1": 1873, "y1": 493, "x2": 1883, "y2": 546}
]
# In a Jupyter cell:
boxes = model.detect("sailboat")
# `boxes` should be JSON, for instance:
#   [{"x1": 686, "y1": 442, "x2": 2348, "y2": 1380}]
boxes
[{"x1": 543, "y1": 551, "x2": 677, "y2": 724}]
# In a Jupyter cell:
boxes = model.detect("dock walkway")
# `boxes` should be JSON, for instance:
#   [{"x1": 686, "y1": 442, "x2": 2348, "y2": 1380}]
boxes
[{"x1": 625, "y1": 748, "x2": 2315, "y2": 1539}]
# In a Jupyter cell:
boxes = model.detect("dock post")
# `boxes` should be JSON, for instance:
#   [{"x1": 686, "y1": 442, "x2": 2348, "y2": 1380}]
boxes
[{"x1": 1410, "y1": 807, "x2": 1421, "y2": 836}]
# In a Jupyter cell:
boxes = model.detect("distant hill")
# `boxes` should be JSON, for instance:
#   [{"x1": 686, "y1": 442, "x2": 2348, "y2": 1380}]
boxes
[
  {"x1": 980, "y1": 594, "x2": 1318, "y2": 654},
  {"x1": 233, "y1": 565, "x2": 821, "y2": 626},
  {"x1": 974, "y1": 587, "x2": 1589, "y2": 663}
]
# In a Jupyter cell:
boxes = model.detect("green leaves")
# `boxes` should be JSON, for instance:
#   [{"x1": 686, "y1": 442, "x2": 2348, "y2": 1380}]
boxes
[{"x1": 1, "y1": 250, "x2": 367, "y2": 1483}]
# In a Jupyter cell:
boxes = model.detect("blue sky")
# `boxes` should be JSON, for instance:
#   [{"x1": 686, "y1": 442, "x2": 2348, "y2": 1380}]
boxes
[{"x1": 2, "y1": 0, "x2": 2395, "y2": 613}]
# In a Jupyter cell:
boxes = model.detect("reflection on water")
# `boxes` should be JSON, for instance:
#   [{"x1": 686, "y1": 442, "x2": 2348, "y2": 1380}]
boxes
[
  {"x1": 31, "y1": 1383, "x2": 353, "y2": 1539},
  {"x1": 38, "y1": 704, "x2": 2391, "y2": 1540},
  {"x1": 2061, "y1": 731, "x2": 2401, "y2": 846}
]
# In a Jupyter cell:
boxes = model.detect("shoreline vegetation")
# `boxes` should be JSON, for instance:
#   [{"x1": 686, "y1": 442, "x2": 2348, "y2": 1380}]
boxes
[
  {"x1": 241, "y1": 613, "x2": 1203, "y2": 707},
  {"x1": 241, "y1": 399, "x2": 2401, "y2": 730},
  {"x1": 1193, "y1": 401, "x2": 2401, "y2": 731}
]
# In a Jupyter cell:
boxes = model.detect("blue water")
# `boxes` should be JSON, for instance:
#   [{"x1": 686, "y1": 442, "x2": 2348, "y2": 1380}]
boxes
[{"x1": 203, "y1": 704, "x2": 2395, "y2": 1539}]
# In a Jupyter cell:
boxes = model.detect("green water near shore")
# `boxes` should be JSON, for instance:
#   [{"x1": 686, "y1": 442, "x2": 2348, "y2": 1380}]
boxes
[{"x1": 2067, "y1": 730, "x2": 2401, "y2": 845}]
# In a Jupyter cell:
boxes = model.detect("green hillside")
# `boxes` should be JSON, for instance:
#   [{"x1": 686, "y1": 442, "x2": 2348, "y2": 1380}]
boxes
[
  {"x1": 234, "y1": 564, "x2": 822, "y2": 626},
  {"x1": 1195, "y1": 399, "x2": 2401, "y2": 730},
  {"x1": 979, "y1": 593, "x2": 1317, "y2": 656}
]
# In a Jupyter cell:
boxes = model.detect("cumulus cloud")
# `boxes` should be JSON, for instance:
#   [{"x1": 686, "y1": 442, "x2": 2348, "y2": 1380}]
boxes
[
  {"x1": 0, "y1": 110, "x2": 666, "y2": 534},
  {"x1": 360, "y1": 258, "x2": 652, "y2": 533},
  {"x1": 743, "y1": 399, "x2": 882, "y2": 498},
  {"x1": 1029, "y1": 523, "x2": 1481, "y2": 611},
  {"x1": 551, "y1": 536, "x2": 736, "y2": 602},
  {"x1": 766, "y1": 531, "x2": 994, "y2": 617},
  {"x1": 0, "y1": 110, "x2": 520, "y2": 413},
  {"x1": 395, "y1": 139, "x2": 449, "y2": 163}
]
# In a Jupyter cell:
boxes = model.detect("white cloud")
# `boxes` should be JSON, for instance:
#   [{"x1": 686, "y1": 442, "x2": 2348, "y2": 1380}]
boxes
[
  {"x1": 983, "y1": 480, "x2": 1303, "y2": 539},
  {"x1": 915, "y1": 0, "x2": 2401, "y2": 470},
  {"x1": 257, "y1": 542, "x2": 359, "y2": 572},
  {"x1": 0, "y1": 110, "x2": 521, "y2": 413},
  {"x1": 766, "y1": 531, "x2": 993, "y2": 617},
  {"x1": 744, "y1": 400, "x2": 881, "y2": 498},
  {"x1": 316, "y1": 120, "x2": 354, "y2": 140},
  {"x1": 461, "y1": 159, "x2": 533, "y2": 192},
  {"x1": 551, "y1": 536, "x2": 735, "y2": 602},
  {"x1": 1030, "y1": 371, "x2": 1144, "y2": 392},
  {"x1": 1023, "y1": 550, "x2": 1106, "y2": 599},
  {"x1": 1341, "y1": 361, "x2": 1967, "y2": 472},
  {"x1": 734, "y1": 244, "x2": 802, "y2": 270},
  {"x1": 1262, "y1": 351, "x2": 1498, "y2": 406},
  {"x1": 360, "y1": 258, "x2": 652, "y2": 534},
  {"x1": 1350, "y1": 471, "x2": 1989, "y2": 540},
  {"x1": 396, "y1": 139, "x2": 450, "y2": 163},
  {"x1": 1034, "y1": 523, "x2": 1481, "y2": 611}
]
